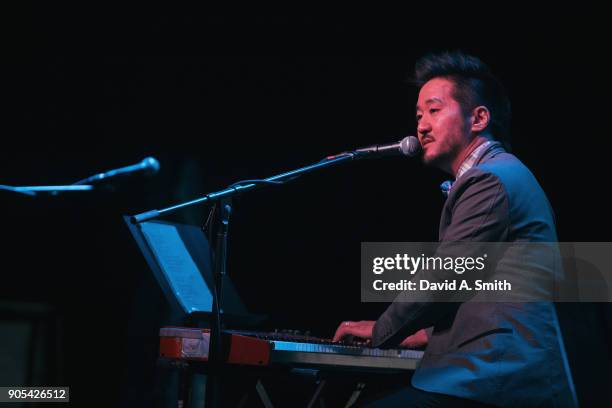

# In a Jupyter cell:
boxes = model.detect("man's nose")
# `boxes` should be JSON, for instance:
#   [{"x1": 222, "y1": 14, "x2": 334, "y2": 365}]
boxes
[{"x1": 417, "y1": 120, "x2": 431, "y2": 137}]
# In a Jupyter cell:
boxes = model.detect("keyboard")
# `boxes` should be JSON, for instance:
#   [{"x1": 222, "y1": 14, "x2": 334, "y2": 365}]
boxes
[{"x1": 159, "y1": 327, "x2": 423, "y2": 372}]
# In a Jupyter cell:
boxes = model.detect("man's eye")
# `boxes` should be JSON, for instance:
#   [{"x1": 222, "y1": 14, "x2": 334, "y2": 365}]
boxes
[{"x1": 429, "y1": 108, "x2": 439, "y2": 114}]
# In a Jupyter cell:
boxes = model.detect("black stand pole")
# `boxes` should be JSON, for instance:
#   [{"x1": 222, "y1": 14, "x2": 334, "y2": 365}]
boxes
[{"x1": 205, "y1": 198, "x2": 231, "y2": 408}]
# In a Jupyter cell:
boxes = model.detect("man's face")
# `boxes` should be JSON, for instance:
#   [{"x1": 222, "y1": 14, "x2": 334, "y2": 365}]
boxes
[{"x1": 416, "y1": 78, "x2": 471, "y2": 169}]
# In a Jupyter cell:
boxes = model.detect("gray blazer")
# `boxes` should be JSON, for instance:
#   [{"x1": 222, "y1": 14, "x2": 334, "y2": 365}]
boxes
[{"x1": 372, "y1": 146, "x2": 577, "y2": 407}]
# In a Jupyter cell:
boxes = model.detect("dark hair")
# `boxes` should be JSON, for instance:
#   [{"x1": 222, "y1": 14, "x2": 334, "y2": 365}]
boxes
[{"x1": 414, "y1": 51, "x2": 512, "y2": 149}]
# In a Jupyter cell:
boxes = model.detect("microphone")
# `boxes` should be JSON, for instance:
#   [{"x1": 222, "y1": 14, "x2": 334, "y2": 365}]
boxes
[
  {"x1": 74, "y1": 157, "x2": 161, "y2": 185},
  {"x1": 327, "y1": 136, "x2": 422, "y2": 160}
]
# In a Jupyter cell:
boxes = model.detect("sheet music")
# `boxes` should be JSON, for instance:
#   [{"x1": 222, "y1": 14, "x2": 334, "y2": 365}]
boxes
[{"x1": 140, "y1": 222, "x2": 213, "y2": 313}]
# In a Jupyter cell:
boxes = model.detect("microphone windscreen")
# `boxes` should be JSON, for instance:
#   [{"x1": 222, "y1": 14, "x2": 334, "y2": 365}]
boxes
[
  {"x1": 400, "y1": 136, "x2": 422, "y2": 157},
  {"x1": 142, "y1": 157, "x2": 161, "y2": 174}
]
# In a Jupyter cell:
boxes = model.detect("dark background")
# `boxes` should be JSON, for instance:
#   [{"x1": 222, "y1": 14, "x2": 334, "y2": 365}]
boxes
[{"x1": 1, "y1": 5, "x2": 610, "y2": 407}]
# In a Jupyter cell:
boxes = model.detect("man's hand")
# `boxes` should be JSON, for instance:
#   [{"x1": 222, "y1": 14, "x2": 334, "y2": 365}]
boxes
[
  {"x1": 398, "y1": 328, "x2": 428, "y2": 348},
  {"x1": 333, "y1": 321, "x2": 428, "y2": 349},
  {"x1": 332, "y1": 320, "x2": 375, "y2": 343}
]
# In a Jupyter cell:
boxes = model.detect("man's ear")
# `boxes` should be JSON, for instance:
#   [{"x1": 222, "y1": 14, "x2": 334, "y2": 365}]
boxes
[{"x1": 470, "y1": 106, "x2": 490, "y2": 133}]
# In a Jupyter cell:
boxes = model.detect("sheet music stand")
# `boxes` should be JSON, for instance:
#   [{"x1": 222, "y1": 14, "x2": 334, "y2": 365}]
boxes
[{"x1": 123, "y1": 216, "x2": 262, "y2": 327}]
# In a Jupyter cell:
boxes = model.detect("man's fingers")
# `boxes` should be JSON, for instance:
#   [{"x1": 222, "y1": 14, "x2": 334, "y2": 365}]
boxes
[
  {"x1": 332, "y1": 321, "x2": 353, "y2": 342},
  {"x1": 332, "y1": 322, "x2": 347, "y2": 342},
  {"x1": 333, "y1": 321, "x2": 376, "y2": 342},
  {"x1": 399, "y1": 329, "x2": 429, "y2": 348}
]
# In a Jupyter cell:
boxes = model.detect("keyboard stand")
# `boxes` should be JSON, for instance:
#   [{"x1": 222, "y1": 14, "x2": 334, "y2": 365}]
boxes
[{"x1": 162, "y1": 359, "x2": 406, "y2": 408}]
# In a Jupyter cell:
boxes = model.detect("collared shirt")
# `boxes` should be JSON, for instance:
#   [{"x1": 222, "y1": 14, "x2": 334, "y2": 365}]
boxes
[{"x1": 440, "y1": 140, "x2": 501, "y2": 197}]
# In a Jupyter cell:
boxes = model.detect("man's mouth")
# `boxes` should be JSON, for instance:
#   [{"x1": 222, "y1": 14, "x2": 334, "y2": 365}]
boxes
[{"x1": 421, "y1": 137, "x2": 434, "y2": 147}]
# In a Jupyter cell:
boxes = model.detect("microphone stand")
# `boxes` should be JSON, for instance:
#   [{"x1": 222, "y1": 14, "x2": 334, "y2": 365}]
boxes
[
  {"x1": 0, "y1": 184, "x2": 94, "y2": 196},
  {"x1": 1, "y1": 156, "x2": 161, "y2": 196},
  {"x1": 130, "y1": 153, "x2": 356, "y2": 224},
  {"x1": 129, "y1": 153, "x2": 357, "y2": 407}
]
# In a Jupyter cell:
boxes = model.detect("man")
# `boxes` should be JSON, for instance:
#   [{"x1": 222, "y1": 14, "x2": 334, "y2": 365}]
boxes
[{"x1": 333, "y1": 51, "x2": 577, "y2": 407}]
